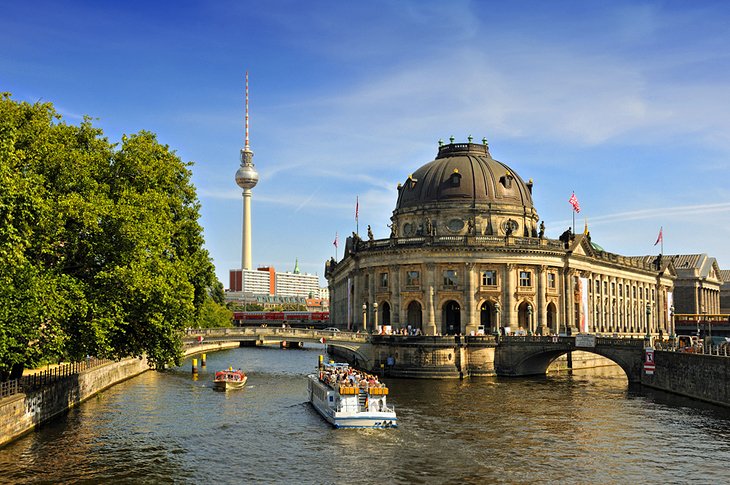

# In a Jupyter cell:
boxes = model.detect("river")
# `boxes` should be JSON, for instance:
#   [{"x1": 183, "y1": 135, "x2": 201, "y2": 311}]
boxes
[{"x1": 2, "y1": 345, "x2": 730, "y2": 484}]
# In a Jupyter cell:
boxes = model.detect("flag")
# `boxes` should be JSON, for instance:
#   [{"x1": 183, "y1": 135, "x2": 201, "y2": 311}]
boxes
[
  {"x1": 654, "y1": 227, "x2": 663, "y2": 246},
  {"x1": 569, "y1": 192, "x2": 581, "y2": 213},
  {"x1": 355, "y1": 196, "x2": 359, "y2": 222},
  {"x1": 333, "y1": 232, "x2": 338, "y2": 248}
]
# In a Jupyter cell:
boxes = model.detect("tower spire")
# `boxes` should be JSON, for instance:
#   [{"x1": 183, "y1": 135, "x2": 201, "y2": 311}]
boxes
[{"x1": 235, "y1": 71, "x2": 259, "y2": 270}]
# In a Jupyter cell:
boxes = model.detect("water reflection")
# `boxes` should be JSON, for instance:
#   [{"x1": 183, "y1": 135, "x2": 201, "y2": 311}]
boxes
[{"x1": 1, "y1": 348, "x2": 730, "y2": 484}]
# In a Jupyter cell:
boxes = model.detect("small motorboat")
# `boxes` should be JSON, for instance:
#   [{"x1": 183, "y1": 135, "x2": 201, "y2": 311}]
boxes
[{"x1": 214, "y1": 368, "x2": 247, "y2": 391}]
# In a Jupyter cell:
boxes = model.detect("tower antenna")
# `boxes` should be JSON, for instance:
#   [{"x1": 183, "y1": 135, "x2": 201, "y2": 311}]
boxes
[{"x1": 245, "y1": 71, "x2": 250, "y2": 150}]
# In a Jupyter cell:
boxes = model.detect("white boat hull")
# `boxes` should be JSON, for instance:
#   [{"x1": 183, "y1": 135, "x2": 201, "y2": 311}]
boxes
[{"x1": 308, "y1": 374, "x2": 397, "y2": 429}]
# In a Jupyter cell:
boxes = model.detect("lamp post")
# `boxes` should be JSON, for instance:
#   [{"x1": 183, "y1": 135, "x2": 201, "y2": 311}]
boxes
[
  {"x1": 493, "y1": 302, "x2": 501, "y2": 336},
  {"x1": 645, "y1": 303, "x2": 651, "y2": 341},
  {"x1": 374, "y1": 302, "x2": 379, "y2": 334},
  {"x1": 669, "y1": 305, "x2": 676, "y2": 350},
  {"x1": 362, "y1": 303, "x2": 367, "y2": 333},
  {"x1": 527, "y1": 303, "x2": 533, "y2": 335}
]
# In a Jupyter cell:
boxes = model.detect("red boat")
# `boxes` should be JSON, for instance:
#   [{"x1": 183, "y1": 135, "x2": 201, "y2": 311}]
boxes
[{"x1": 214, "y1": 368, "x2": 247, "y2": 391}]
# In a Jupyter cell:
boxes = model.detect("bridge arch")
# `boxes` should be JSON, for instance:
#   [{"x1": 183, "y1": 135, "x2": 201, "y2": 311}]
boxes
[{"x1": 494, "y1": 337, "x2": 645, "y2": 383}]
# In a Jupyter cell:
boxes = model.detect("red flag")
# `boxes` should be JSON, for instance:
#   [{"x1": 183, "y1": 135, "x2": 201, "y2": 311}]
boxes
[
  {"x1": 654, "y1": 227, "x2": 663, "y2": 246},
  {"x1": 569, "y1": 192, "x2": 581, "y2": 213},
  {"x1": 333, "y1": 232, "x2": 338, "y2": 248},
  {"x1": 355, "y1": 196, "x2": 359, "y2": 222}
]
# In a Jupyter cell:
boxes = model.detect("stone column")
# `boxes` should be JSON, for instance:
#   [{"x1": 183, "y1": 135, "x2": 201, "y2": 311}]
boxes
[
  {"x1": 426, "y1": 263, "x2": 437, "y2": 335},
  {"x1": 465, "y1": 262, "x2": 477, "y2": 334},
  {"x1": 391, "y1": 265, "x2": 401, "y2": 328},
  {"x1": 328, "y1": 280, "x2": 337, "y2": 326},
  {"x1": 351, "y1": 270, "x2": 359, "y2": 331},
  {"x1": 537, "y1": 265, "x2": 548, "y2": 335},
  {"x1": 367, "y1": 269, "x2": 374, "y2": 332},
  {"x1": 566, "y1": 269, "x2": 578, "y2": 334},
  {"x1": 505, "y1": 264, "x2": 516, "y2": 332}
]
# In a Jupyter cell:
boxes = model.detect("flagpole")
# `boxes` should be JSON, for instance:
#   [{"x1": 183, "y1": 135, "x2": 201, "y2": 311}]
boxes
[{"x1": 572, "y1": 209, "x2": 575, "y2": 235}]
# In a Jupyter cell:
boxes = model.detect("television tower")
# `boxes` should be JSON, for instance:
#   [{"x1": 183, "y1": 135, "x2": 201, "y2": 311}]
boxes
[{"x1": 235, "y1": 71, "x2": 259, "y2": 270}]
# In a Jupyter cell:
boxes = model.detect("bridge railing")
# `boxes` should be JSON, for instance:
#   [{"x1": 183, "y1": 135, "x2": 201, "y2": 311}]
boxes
[
  {"x1": 369, "y1": 335, "x2": 497, "y2": 345},
  {"x1": 500, "y1": 335, "x2": 646, "y2": 347}
]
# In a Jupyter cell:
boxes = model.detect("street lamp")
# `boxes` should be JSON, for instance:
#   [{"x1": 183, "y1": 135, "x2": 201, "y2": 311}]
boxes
[
  {"x1": 362, "y1": 303, "x2": 367, "y2": 332},
  {"x1": 374, "y1": 302, "x2": 379, "y2": 334},
  {"x1": 645, "y1": 303, "x2": 651, "y2": 341},
  {"x1": 669, "y1": 305, "x2": 676, "y2": 350},
  {"x1": 526, "y1": 303, "x2": 533, "y2": 335},
  {"x1": 493, "y1": 302, "x2": 501, "y2": 336}
]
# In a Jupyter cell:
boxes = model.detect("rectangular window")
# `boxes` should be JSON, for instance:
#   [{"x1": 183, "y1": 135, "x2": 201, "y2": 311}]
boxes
[
  {"x1": 519, "y1": 271, "x2": 532, "y2": 287},
  {"x1": 481, "y1": 270, "x2": 497, "y2": 286},
  {"x1": 443, "y1": 270, "x2": 458, "y2": 287},
  {"x1": 548, "y1": 272, "x2": 556, "y2": 289},
  {"x1": 406, "y1": 270, "x2": 420, "y2": 287},
  {"x1": 379, "y1": 272, "x2": 388, "y2": 288}
]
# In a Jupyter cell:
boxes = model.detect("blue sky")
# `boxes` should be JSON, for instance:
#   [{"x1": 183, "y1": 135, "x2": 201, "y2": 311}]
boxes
[{"x1": 3, "y1": 1, "x2": 730, "y2": 286}]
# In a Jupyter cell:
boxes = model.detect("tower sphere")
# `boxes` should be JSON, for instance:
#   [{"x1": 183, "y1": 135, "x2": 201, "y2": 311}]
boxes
[{"x1": 236, "y1": 150, "x2": 259, "y2": 189}]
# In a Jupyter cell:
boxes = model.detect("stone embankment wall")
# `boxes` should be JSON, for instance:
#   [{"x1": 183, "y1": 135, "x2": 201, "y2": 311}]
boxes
[
  {"x1": 0, "y1": 358, "x2": 149, "y2": 448},
  {"x1": 0, "y1": 340, "x2": 240, "y2": 448},
  {"x1": 641, "y1": 351, "x2": 730, "y2": 407}
]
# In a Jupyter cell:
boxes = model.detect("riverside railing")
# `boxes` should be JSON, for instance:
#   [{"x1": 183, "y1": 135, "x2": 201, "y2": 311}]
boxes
[{"x1": 0, "y1": 357, "x2": 113, "y2": 400}]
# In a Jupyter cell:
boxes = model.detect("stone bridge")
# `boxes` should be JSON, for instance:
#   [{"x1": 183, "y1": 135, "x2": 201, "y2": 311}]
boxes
[
  {"x1": 184, "y1": 328, "x2": 648, "y2": 381},
  {"x1": 494, "y1": 335, "x2": 647, "y2": 382},
  {"x1": 184, "y1": 327, "x2": 376, "y2": 369}
]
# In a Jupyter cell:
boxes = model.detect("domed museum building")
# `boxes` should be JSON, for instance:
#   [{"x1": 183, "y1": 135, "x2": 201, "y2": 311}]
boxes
[{"x1": 325, "y1": 139, "x2": 676, "y2": 338}]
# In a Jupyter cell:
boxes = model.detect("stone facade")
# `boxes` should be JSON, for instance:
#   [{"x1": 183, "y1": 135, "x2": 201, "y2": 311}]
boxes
[
  {"x1": 657, "y1": 254, "x2": 722, "y2": 315},
  {"x1": 719, "y1": 270, "x2": 730, "y2": 314},
  {"x1": 326, "y1": 141, "x2": 676, "y2": 338}
]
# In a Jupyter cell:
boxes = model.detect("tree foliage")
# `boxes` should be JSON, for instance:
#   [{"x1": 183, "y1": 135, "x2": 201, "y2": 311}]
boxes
[{"x1": 0, "y1": 93, "x2": 226, "y2": 378}]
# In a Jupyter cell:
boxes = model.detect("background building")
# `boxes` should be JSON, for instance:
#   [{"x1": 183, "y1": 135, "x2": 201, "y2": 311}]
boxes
[
  {"x1": 721, "y1": 270, "x2": 730, "y2": 314},
  {"x1": 227, "y1": 264, "x2": 326, "y2": 309}
]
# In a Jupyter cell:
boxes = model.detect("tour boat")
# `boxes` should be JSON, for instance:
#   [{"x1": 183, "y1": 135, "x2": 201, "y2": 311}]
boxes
[
  {"x1": 308, "y1": 361, "x2": 397, "y2": 428},
  {"x1": 214, "y1": 368, "x2": 247, "y2": 391}
]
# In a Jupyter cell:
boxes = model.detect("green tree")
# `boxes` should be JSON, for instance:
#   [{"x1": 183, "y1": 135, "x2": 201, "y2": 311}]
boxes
[{"x1": 0, "y1": 94, "x2": 218, "y2": 378}]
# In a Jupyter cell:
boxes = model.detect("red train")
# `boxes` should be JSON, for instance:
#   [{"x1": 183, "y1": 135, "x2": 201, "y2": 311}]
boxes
[{"x1": 232, "y1": 311, "x2": 330, "y2": 328}]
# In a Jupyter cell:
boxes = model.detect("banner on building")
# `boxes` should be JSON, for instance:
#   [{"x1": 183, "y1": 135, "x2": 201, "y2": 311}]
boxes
[
  {"x1": 667, "y1": 291, "x2": 674, "y2": 330},
  {"x1": 347, "y1": 277, "x2": 352, "y2": 330},
  {"x1": 579, "y1": 277, "x2": 590, "y2": 333}
]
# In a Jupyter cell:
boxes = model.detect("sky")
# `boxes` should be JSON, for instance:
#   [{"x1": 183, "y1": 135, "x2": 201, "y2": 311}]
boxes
[{"x1": 3, "y1": 0, "x2": 730, "y2": 286}]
